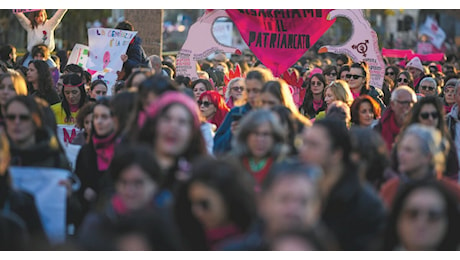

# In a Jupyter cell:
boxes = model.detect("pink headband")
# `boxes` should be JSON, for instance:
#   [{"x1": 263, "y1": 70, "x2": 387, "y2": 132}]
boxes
[{"x1": 138, "y1": 91, "x2": 201, "y2": 129}]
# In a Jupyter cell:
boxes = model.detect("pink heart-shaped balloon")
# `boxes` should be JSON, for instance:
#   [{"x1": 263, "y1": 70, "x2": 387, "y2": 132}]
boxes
[{"x1": 226, "y1": 9, "x2": 336, "y2": 76}]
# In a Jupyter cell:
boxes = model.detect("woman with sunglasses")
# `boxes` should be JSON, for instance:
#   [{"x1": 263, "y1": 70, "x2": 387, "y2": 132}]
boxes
[
  {"x1": 299, "y1": 73, "x2": 327, "y2": 120},
  {"x1": 395, "y1": 96, "x2": 459, "y2": 181},
  {"x1": 224, "y1": 77, "x2": 246, "y2": 109},
  {"x1": 385, "y1": 65, "x2": 401, "y2": 84},
  {"x1": 322, "y1": 65, "x2": 338, "y2": 85},
  {"x1": 395, "y1": 71, "x2": 414, "y2": 90},
  {"x1": 346, "y1": 62, "x2": 385, "y2": 110},
  {"x1": 174, "y1": 157, "x2": 256, "y2": 250},
  {"x1": 380, "y1": 124, "x2": 460, "y2": 209},
  {"x1": 383, "y1": 181, "x2": 460, "y2": 250},
  {"x1": 197, "y1": 90, "x2": 229, "y2": 131},
  {"x1": 51, "y1": 73, "x2": 88, "y2": 125}
]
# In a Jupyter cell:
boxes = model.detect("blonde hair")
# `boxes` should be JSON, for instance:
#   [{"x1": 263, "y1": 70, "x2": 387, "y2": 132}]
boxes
[{"x1": 325, "y1": 80, "x2": 353, "y2": 107}]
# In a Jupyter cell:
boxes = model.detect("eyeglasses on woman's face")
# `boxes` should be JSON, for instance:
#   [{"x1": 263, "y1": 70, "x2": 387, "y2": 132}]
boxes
[{"x1": 197, "y1": 100, "x2": 212, "y2": 108}]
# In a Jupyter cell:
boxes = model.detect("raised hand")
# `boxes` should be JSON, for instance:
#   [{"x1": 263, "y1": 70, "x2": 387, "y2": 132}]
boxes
[{"x1": 176, "y1": 9, "x2": 241, "y2": 81}]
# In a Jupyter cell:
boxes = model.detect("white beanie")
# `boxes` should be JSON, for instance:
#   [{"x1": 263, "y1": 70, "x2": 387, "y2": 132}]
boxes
[{"x1": 406, "y1": 57, "x2": 424, "y2": 72}]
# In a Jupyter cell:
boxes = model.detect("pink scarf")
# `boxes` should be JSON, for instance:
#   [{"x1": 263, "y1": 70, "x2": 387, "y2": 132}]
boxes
[
  {"x1": 312, "y1": 99, "x2": 324, "y2": 112},
  {"x1": 92, "y1": 131, "x2": 116, "y2": 171},
  {"x1": 70, "y1": 103, "x2": 79, "y2": 113}
]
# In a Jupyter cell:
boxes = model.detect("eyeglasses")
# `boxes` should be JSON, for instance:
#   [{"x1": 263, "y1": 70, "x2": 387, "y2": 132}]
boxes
[
  {"x1": 420, "y1": 111, "x2": 439, "y2": 120},
  {"x1": 421, "y1": 85, "x2": 435, "y2": 91},
  {"x1": 402, "y1": 207, "x2": 445, "y2": 223},
  {"x1": 385, "y1": 71, "x2": 395, "y2": 76},
  {"x1": 326, "y1": 72, "x2": 337, "y2": 77},
  {"x1": 398, "y1": 78, "x2": 409, "y2": 83},
  {"x1": 191, "y1": 199, "x2": 210, "y2": 211},
  {"x1": 346, "y1": 74, "x2": 364, "y2": 80},
  {"x1": 231, "y1": 86, "x2": 244, "y2": 92},
  {"x1": 5, "y1": 114, "x2": 31, "y2": 122},
  {"x1": 197, "y1": 100, "x2": 212, "y2": 107}
]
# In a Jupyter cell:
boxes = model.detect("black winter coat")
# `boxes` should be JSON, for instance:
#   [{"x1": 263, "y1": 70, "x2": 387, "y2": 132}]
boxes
[{"x1": 321, "y1": 169, "x2": 386, "y2": 250}]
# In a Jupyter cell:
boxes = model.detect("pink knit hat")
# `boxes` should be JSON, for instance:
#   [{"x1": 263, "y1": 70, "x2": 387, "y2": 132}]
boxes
[
  {"x1": 138, "y1": 91, "x2": 201, "y2": 128},
  {"x1": 406, "y1": 57, "x2": 424, "y2": 72}
]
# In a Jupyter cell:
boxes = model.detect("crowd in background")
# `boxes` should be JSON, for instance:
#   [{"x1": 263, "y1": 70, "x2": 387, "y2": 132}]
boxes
[{"x1": 1, "y1": 9, "x2": 460, "y2": 251}]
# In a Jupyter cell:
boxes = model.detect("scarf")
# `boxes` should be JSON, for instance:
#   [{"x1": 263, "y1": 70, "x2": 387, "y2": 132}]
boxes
[
  {"x1": 312, "y1": 99, "x2": 324, "y2": 112},
  {"x1": 243, "y1": 157, "x2": 274, "y2": 186},
  {"x1": 380, "y1": 110, "x2": 400, "y2": 152},
  {"x1": 111, "y1": 194, "x2": 128, "y2": 215},
  {"x1": 92, "y1": 131, "x2": 117, "y2": 172},
  {"x1": 70, "y1": 103, "x2": 79, "y2": 113},
  {"x1": 205, "y1": 224, "x2": 242, "y2": 250}
]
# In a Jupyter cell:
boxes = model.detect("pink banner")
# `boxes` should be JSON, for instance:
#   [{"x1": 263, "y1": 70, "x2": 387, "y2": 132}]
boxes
[
  {"x1": 226, "y1": 9, "x2": 335, "y2": 77},
  {"x1": 407, "y1": 53, "x2": 446, "y2": 62},
  {"x1": 381, "y1": 48, "x2": 414, "y2": 58},
  {"x1": 382, "y1": 48, "x2": 446, "y2": 62}
]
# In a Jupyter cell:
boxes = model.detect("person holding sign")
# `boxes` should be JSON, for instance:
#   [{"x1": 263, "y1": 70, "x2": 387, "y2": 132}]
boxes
[
  {"x1": 14, "y1": 9, "x2": 67, "y2": 67},
  {"x1": 51, "y1": 73, "x2": 88, "y2": 125},
  {"x1": 0, "y1": 129, "x2": 47, "y2": 250}
]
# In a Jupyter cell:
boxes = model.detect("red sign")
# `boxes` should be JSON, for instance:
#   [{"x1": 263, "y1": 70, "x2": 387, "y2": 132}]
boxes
[{"x1": 226, "y1": 9, "x2": 335, "y2": 76}]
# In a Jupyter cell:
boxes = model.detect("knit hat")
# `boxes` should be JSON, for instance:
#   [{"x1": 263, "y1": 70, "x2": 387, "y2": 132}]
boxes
[
  {"x1": 139, "y1": 91, "x2": 201, "y2": 128},
  {"x1": 309, "y1": 67, "x2": 323, "y2": 78},
  {"x1": 406, "y1": 57, "x2": 424, "y2": 72}
]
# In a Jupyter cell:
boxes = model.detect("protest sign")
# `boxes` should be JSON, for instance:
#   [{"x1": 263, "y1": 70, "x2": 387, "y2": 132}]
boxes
[
  {"x1": 176, "y1": 10, "x2": 241, "y2": 81},
  {"x1": 56, "y1": 125, "x2": 82, "y2": 170},
  {"x1": 226, "y1": 9, "x2": 335, "y2": 77},
  {"x1": 319, "y1": 9, "x2": 385, "y2": 89},
  {"x1": 86, "y1": 28, "x2": 137, "y2": 95},
  {"x1": 9, "y1": 166, "x2": 69, "y2": 245},
  {"x1": 419, "y1": 16, "x2": 446, "y2": 50},
  {"x1": 67, "y1": 43, "x2": 90, "y2": 69}
]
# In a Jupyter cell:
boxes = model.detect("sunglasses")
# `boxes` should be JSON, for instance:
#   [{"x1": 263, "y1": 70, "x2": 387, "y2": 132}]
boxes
[
  {"x1": 402, "y1": 207, "x2": 445, "y2": 223},
  {"x1": 191, "y1": 199, "x2": 210, "y2": 211},
  {"x1": 346, "y1": 74, "x2": 364, "y2": 80},
  {"x1": 385, "y1": 71, "x2": 395, "y2": 76},
  {"x1": 420, "y1": 111, "x2": 439, "y2": 120},
  {"x1": 398, "y1": 78, "x2": 409, "y2": 83},
  {"x1": 197, "y1": 100, "x2": 212, "y2": 107},
  {"x1": 421, "y1": 85, "x2": 435, "y2": 91},
  {"x1": 6, "y1": 114, "x2": 31, "y2": 122},
  {"x1": 326, "y1": 72, "x2": 337, "y2": 77},
  {"x1": 310, "y1": 81, "x2": 323, "y2": 86},
  {"x1": 231, "y1": 86, "x2": 244, "y2": 92}
]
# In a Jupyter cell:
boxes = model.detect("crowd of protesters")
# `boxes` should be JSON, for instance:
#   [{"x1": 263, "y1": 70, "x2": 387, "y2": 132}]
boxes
[{"x1": 2, "y1": 9, "x2": 460, "y2": 251}]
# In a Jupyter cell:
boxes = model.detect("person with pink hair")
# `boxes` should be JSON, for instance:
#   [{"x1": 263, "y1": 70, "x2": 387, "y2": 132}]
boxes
[{"x1": 198, "y1": 90, "x2": 230, "y2": 130}]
